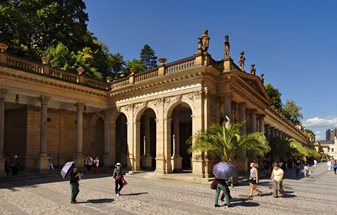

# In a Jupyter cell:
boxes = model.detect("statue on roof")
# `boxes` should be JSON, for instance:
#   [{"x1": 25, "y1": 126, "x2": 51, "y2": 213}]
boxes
[
  {"x1": 250, "y1": 64, "x2": 256, "y2": 75},
  {"x1": 239, "y1": 51, "x2": 245, "y2": 71},
  {"x1": 260, "y1": 74, "x2": 264, "y2": 84},
  {"x1": 224, "y1": 35, "x2": 230, "y2": 59},
  {"x1": 198, "y1": 29, "x2": 210, "y2": 53}
]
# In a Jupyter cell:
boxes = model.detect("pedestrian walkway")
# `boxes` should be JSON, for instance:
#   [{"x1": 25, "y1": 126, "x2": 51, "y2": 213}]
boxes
[{"x1": 0, "y1": 163, "x2": 335, "y2": 215}]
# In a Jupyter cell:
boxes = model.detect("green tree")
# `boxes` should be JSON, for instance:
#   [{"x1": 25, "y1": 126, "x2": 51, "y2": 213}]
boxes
[
  {"x1": 140, "y1": 44, "x2": 157, "y2": 70},
  {"x1": 265, "y1": 83, "x2": 283, "y2": 110},
  {"x1": 109, "y1": 52, "x2": 125, "y2": 77},
  {"x1": 283, "y1": 99, "x2": 303, "y2": 125},
  {"x1": 45, "y1": 42, "x2": 69, "y2": 69},
  {"x1": 304, "y1": 129, "x2": 316, "y2": 143},
  {"x1": 125, "y1": 59, "x2": 146, "y2": 75},
  {"x1": 189, "y1": 122, "x2": 270, "y2": 162}
]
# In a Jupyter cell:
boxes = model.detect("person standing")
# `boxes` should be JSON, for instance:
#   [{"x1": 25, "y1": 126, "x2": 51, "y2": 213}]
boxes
[
  {"x1": 303, "y1": 162, "x2": 309, "y2": 178},
  {"x1": 294, "y1": 159, "x2": 301, "y2": 178},
  {"x1": 113, "y1": 163, "x2": 124, "y2": 196},
  {"x1": 333, "y1": 160, "x2": 337, "y2": 175},
  {"x1": 69, "y1": 166, "x2": 83, "y2": 204},
  {"x1": 94, "y1": 156, "x2": 100, "y2": 175},
  {"x1": 327, "y1": 160, "x2": 332, "y2": 171},
  {"x1": 48, "y1": 154, "x2": 54, "y2": 171},
  {"x1": 11, "y1": 155, "x2": 20, "y2": 175},
  {"x1": 214, "y1": 178, "x2": 232, "y2": 208},
  {"x1": 3, "y1": 154, "x2": 10, "y2": 176},
  {"x1": 270, "y1": 163, "x2": 284, "y2": 198},
  {"x1": 249, "y1": 163, "x2": 262, "y2": 197},
  {"x1": 85, "y1": 155, "x2": 93, "y2": 172},
  {"x1": 313, "y1": 159, "x2": 317, "y2": 167}
]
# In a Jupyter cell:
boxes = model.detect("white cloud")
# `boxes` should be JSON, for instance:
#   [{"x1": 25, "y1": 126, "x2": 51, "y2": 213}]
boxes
[
  {"x1": 303, "y1": 117, "x2": 337, "y2": 127},
  {"x1": 315, "y1": 130, "x2": 321, "y2": 134}
]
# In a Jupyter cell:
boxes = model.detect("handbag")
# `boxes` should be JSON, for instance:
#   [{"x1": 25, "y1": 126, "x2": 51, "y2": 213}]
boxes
[
  {"x1": 210, "y1": 178, "x2": 218, "y2": 190},
  {"x1": 123, "y1": 180, "x2": 128, "y2": 186}
]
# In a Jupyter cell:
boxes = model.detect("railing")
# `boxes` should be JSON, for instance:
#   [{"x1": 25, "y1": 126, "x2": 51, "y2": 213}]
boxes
[
  {"x1": 7, "y1": 56, "x2": 43, "y2": 74},
  {"x1": 165, "y1": 57, "x2": 195, "y2": 74},
  {"x1": 110, "y1": 78, "x2": 129, "y2": 90},
  {"x1": 134, "y1": 69, "x2": 158, "y2": 82},
  {"x1": 0, "y1": 53, "x2": 108, "y2": 91}
]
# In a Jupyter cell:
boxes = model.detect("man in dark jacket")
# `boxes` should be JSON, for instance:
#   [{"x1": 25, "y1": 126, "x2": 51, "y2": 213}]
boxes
[{"x1": 70, "y1": 166, "x2": 83, "y2": 204}]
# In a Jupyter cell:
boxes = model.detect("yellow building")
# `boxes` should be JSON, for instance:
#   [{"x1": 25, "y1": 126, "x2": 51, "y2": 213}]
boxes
[{"x1": 0, "y1": 34, "x2": 309, "y2": 177}]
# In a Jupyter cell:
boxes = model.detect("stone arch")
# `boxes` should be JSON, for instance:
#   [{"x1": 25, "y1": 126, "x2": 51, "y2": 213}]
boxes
[
  {"x1": 165, "y1": 97, "x2": 196, "y2": 119},
  {"x1": 115, "y1": 112, "x2": 128, "y2": 167},
  {"x1": 89, "y1": 112, "x2": 105, "y2": 127},
  {"x1": 134, "y1": 103, "x2": 158, "y2": 122}
]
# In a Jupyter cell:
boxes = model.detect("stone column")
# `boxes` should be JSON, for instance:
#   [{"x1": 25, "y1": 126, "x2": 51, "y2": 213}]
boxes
[
  {"x1": 142, "y1": 111, "x2": 152, "y2": 169},
  {"x1": 171, "y1": 112, "x2": 182, "y2": 172},
  {"x1": 37, "y1": 96, "x2": 50, "y2": 170},
  {"x1": 133, "y1": 121, "x2": 141, "y2": 171},
  {"x1": 258, "y1": 114, "x2": 265, "y2": 133},
  {"x1": 238, "y1": 102, "x2": 246, "y2": 135},
  {"x1": 250, "y1": 109, "x2": 257, "y2": 133},
  {"x1": 0, "y1": 89, "x2": 8, "y2": 173},
  {"x1": 75, "y1": 103, "x2": 85, "y2": 167},
  {"x1": 104, "y1": 109, "x2": 116, "y2": 166},
  {"x1": 265, "y1": 124, "x2": 271, "y2": 139},
  {"x1": 224, "y1": 94, "x2": 233, "y2": 121}
]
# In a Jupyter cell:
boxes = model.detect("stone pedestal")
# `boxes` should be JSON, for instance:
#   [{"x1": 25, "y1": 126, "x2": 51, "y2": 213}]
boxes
[
  {"x1": 154, "y1": 156, "x2": 165, "y2": 174},
  {"x1": 37, "y1": 153, "x2": 49, "y2": 170},
  {"x1": 192, "y1": 157, "x2": 204, "y2": 177},
  {"x1": 171, "y1": 154, "x2": 183, "y2": 172},
  {"x1": 142, "y1": 154, "x2": 153, "y2": 169}
]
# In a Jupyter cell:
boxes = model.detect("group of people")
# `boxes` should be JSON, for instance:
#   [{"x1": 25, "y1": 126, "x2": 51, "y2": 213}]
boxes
[
  {"x1": 3, "y1": 154, "x2": 20, "y2": 176},
  {"x1": 69, "y1": 162, "x2": 125, "y2": 204},
  {"x1": 214, "y1": 161, "x2": 285, "y2": 208},
  {"x1": 84, "y1": 155, "x2": 101, "y2": 175}
]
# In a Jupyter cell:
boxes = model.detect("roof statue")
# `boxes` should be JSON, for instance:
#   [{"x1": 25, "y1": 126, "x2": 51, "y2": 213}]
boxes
[
  {"x1": 250, "y1": 64, "x2": 256, "y2": 75},
  {"x1": 224, "y1": 35, "x2": 230, "y2": 59},
  {"x1": 260, "y1": 74, "x2": 265, "y2": 84},
  {"x1": 198, "y1": 29, "x2": 210, "y2": 53},
  {"x1": 239, "y1": 51, "x2": 245, "y2": 71}
]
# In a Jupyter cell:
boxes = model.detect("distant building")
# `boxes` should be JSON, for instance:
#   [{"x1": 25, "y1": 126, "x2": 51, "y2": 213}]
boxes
[
  {"x1": 316, "y1": 138, "x2": 337, "y2": 159},
  {"x1": 326, "y1": 128, "x2": 337, "y2": 141}
]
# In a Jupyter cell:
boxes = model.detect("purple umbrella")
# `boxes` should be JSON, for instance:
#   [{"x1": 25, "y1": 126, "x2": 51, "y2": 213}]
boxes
[{"x1": 213, "y1": 162, "x2": 236, "y2": 180}]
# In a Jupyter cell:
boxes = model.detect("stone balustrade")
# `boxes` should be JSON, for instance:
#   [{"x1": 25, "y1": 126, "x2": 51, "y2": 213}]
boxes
[
  {"x1": 165, "y1": 57, "x2": 195, "y2": 74},
  {"x1": 0, "y1": 52, "x2": 108, "y2": 91}
]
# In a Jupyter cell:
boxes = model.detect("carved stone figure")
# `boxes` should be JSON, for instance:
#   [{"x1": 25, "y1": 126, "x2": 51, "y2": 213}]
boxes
[
  {"x1": 239, "y1": 51, "x2": 245, "y2": 71},
  {"x1": 260, "y1": 74, "x2": 265, "y2": 84},
  {"x1": 198, "y1": 29, "x2": 210, "y2": 53},
  {"x1": 224, "y1": 35, "x2": 230, "y2": 58},
  {"x1": 250, "y1": 64, "x2": 256, "y2": 75}
]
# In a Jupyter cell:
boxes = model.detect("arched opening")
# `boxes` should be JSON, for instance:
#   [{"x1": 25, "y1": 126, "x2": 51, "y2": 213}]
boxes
[
  {"x1": 92, "y1": 117, "x2": 104, "y2": 158},
  {"x1": 139, "y1": 108, "x2": 156, "y2": 170},
  {"x1": 115, "y1": 113, "x2": 128, "y2": 167},
  {"x1": 170, "y1": 103, "x2": 193, "y2": 172}
]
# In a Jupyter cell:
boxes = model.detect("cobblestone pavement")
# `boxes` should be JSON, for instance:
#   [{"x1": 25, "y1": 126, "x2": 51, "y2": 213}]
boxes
[{"x1": 0, "y1": 163, "x2": 336, "y2": 215}]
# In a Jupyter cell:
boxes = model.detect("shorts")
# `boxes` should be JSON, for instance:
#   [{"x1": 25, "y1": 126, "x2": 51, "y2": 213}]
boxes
[{"x1": 249, "y1": 178, "x2": 257, "y2": 184}]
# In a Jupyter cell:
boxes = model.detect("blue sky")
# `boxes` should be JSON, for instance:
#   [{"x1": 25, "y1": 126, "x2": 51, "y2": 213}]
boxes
[{"x1": 84, "y1": 0, "x2": 337, "y2": 140}]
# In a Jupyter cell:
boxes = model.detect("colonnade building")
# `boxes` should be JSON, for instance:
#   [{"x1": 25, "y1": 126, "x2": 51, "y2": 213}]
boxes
[{"x1": 0, "y1": 35, "x2": 309, "y2": 177}]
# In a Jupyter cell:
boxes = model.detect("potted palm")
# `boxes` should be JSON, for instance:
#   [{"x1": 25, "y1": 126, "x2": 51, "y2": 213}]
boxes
[{"x1": 189, "y1": 119, "x2": 270, "y2": 184}]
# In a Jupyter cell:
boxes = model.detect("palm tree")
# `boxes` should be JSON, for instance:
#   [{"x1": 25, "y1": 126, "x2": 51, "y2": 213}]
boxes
[{"x1": 188, "y1": 122, "x2": 270, "y2": 162}]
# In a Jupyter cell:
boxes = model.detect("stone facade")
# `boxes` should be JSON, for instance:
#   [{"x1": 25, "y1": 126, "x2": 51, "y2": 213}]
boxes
[{"x1": 0, "y1": 39, "x2": 310, "y2": 177}]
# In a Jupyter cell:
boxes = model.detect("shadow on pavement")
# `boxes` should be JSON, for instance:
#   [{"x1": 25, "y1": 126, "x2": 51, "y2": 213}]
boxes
[
  {"x1": 87, "y1": 198, "x2": 114, "y2": 204},
  {"x1": 121, "y1": 192, "x2": 148, "y2": 196}
]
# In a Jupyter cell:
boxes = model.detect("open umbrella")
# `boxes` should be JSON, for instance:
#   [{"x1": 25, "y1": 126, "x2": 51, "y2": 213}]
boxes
[
  {"x1": 61, "y1": 161, "x2": 75, "y2": 179},
  {"x1": 213, "y1": 162, "x2": 236, "y2": 180}
]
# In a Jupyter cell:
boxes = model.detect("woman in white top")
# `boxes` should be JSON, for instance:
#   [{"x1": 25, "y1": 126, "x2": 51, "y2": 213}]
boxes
[
  {"x1": 270, "y1": 162, "x2": 284, "y2": 198},
  {"x1": 249, "y1": 163, "x2": 262, "y2": 197},
  {"x1": 94, "y1": 157, "x2": 100, "y2": 175}
]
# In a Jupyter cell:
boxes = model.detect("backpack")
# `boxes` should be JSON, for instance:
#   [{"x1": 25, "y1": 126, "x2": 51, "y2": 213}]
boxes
[{"x1": 210, "y1": 178, "x2": 218, "y2": 190}]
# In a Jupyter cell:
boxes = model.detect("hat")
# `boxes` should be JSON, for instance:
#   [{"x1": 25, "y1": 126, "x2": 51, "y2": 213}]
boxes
[{"x1": 115, "y1": 163, "x2": 122, "y2": 167}]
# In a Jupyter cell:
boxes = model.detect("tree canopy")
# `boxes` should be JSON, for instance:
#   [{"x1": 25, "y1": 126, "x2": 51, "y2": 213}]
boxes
[
  {"x1": 265, "y1": 83, "x2": 303, "y2": 126},
  {"x1": 189, "y1": 122, "x2": 270, "y2": 162},
  {"x1": 140, "y1": 44, "x2": 158, "y2": 70}
]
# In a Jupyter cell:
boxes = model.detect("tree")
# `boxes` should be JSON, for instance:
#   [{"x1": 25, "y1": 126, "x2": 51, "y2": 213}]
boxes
[
  {"x1": 265, "y1": 83, "x2": 283, "y2": 110},
  {"x1": 125, "y1": 59, "x2": 146, "y2": 75},
  {"x1": 189, "y1": 122, "x2": 270, "y2": 162},
  {"x1": 0, "y1": 0, "x2": 115, "y2": 80},
  {"x1": 109, "y1": 52, "x2": 125, "y2": 78},
  {"x1": 283, "y1": 99, "x2": 303, "y2": 125},
  {"x1": 304, "y1": 129, "x2": 316, "y2": 143},
  {"x1": 140, "y1": 44, "x2": 157, "y2": 70}
]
